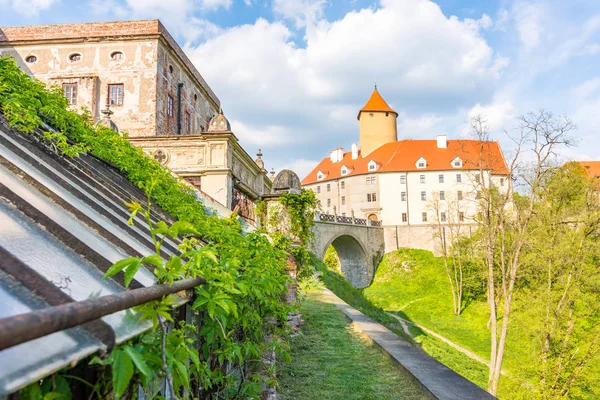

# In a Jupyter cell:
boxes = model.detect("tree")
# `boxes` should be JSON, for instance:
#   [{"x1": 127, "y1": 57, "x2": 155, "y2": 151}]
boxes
[
  {"x1": 469, "y1": 111, "x2": 576, "y2": 395},
  {"x1": 526, "y1": 162, "x2": 600, "y2": 398}
]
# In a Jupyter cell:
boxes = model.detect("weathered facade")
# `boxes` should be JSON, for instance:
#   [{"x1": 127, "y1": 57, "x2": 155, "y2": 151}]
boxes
[
  {"x1": 0, "y1": 20, "x2": 219, "y2": 137},
  {"x1": 0, "y1": 20, "x2": 272, "y2": 222}
]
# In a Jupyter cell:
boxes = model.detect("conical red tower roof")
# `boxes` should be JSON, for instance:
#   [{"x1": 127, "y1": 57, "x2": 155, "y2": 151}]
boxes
[{"x1": 357, "y1": 88, "x2": 398, "y2": 120}]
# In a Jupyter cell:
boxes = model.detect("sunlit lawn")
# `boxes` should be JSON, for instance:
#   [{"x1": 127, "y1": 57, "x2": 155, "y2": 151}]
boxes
[{"x1": 278, "y1": 289, "x2": 429, "y2": 400}]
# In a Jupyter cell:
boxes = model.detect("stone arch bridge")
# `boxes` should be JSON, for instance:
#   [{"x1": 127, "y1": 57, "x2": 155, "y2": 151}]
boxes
[{"x1": 311, "y1": 214, "x2": 385, "y2": 288}]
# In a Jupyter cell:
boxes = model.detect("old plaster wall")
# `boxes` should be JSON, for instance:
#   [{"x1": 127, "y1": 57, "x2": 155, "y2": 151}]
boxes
[
  {"x1": 0, "y1": 39, "x2": 159, "y2": 136},
  {"x1": 155, "y1": 40, "x2": 218, "y2": 136}
]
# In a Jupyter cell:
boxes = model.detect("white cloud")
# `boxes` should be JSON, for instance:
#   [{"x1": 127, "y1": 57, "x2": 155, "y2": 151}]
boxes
[
  {"x1": 513, "y1": 1, "x2": 543, "y2": 51},
  {"x1": 3, "y1": 0, "x2": 59, "y2": 16},
  {"x1": 182, "y1": 0, "x2": 506, "y2": 175},
  {"x1": 468, "y1": 100, "x2": 516, "y2": 132},
  {"x1": 200, "y1": 0, "x2": 231, "y2": 11},
  {"x1": 273, "y1": 0, "x2": 327, "y2": 28}
]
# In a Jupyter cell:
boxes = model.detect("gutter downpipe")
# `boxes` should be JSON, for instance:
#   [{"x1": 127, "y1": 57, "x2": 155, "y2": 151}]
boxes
[{"x1": 177, "y1": 82, "x2": 184, "y2": 135}]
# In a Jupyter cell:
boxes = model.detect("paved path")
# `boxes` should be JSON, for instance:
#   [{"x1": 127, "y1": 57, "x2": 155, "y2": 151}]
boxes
[{"x1": 320, "y1": 288, "x2": 496, "y2": 400}]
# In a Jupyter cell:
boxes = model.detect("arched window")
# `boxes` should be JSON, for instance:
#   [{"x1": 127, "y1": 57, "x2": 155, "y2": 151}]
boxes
[
  {"x1": 110, "y1": 51, "x2": 123, "y2": 60},
  {"x1": 25, "y1": 55, "x2": 37, "y2": 63},
  {"x1": 69, "y1": 53, "x2": 82, "y2": 62},
  {"x1": 169, "y1": 65, "x2": 174, "y2": 73},
  {"x1": 368, "y1": 214, "x2": 378, "y2": 221}
]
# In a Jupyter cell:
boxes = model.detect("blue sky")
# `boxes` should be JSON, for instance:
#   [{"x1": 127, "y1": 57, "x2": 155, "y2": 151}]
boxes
[{"x1": 1, "y1": 0, "x2": 599, "y2": 178}]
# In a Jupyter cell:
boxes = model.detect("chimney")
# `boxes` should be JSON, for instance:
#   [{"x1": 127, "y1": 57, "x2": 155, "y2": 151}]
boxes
[
  {"x1": 330, "y1": 148, "x2": 344, "y2": 163},
  {"x1": 436, "y1": 134, "x2": 447, "y2": 149},
  {"x1": 351, "y1": 143, "x2": 359, "y2": 160}
]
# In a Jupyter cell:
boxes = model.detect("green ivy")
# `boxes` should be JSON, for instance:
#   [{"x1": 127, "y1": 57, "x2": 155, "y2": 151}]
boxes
[{"x1": 0, "y1": 56, "x2": 292, "y2": 399}]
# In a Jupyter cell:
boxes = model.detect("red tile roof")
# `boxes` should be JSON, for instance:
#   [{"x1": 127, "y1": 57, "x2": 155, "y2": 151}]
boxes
[
  {"x1": 572, "y1": 161, "x2": 600, "y2": 178},
  {"x1": 301, "y1": 139, "x2": 509, "y2": 185},
  {"x1": 357, "y1": 89, "x2": 397, "y2": 119}
]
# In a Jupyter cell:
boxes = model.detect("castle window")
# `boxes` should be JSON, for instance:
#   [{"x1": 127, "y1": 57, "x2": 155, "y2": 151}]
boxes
[
  {"x1": 69, "y1": 53, "x2": 82, "y2": 62},
  {"x1": 366, "y1": 177, "x2": 376, "y2": 185},
  {"x1": 327, "y1": 199, "x2": 331, "y2": 207},
  {"x1": 422, "y1": 212, "x2": 427, "y2": 222},
  {"x1": 459, "y1": 212, "x2": 465, "y2": 222},
  {"x1": 194, "y1": 93, "x2": 198, "y2": 101},
  {"x1": 421, "y1": 191, "x2": 426, "y2": 201},
  {"x1": 441, "y1": 212, "x2": 446, "y2": 222},
  {"x1": 367, "y1": 193, "x2": 377, "y2": 202},
  {"x1": 185, "y1": 112, "x2": 191, "y2": 134},
  {"x1": 452, "y1": 157, "x2": 463, "y2": 168},
  {"x1": 458, "y1": 191, "x2": 463, "y2": 200},
  {"x1": 167, "y1": 95, "x2": 174, "y2": 116},
  {"x1": 440, "y1": 191, "x2": 445, "y2": 201},
  {"x1": 110, "y1": 51, "x2": 123, "y2": 60},
  {"x1": 341, "y1": 196, "x2": 346, "y2": 205},
  {"x1": 169, "y1": 65, "x2": 174, "y2": 74},
  {"x1": 420, "y1": 175, "x2": 425, "y2": 183},
  {"x1": 317, "y1": 171, "x2": 325, "y2": 181},
  {"x1": 341, "y1": 166, "x2": 348, "y2": 176},
  {"x1": 500, "y1": 178, "x2": 505, "y2": 186},
  {"x1": 62, "y1": 83, "x2": 77, "y2": 105},
  {"x1": 108, "y1": 84, "x2": 124, "y2": 106},
  {"x1": 402, "y1": 213, "x2": 407, "y2": 222},
  {"x1": 317, "y1": 186, "x2": 321, "y2": 194},
  {"x1": 368, "y1": 160, "x2": 379, "y2": 171},
  {"x1": 327, "y1": 183, "x2": 331, "y2": 192},
  {"x1": 341, "y1": 181, "x2": 345, "y2": 189},
  {"x1": 400, "y1": 175, "x2": 406, "y2": 184},
  {"x1": 439, "y1": 174, "x2": 444, "y2": 183},
  {"x1": 456, "y1": 173, "x2": 462, "y2": 183},
  {"x1": 401, "y1": 192, "x2": 406, "y2": 201},
  {"x1": 416, "y1": 157, "x2": 427, "y2": 169},
  {"x1": 25, "y1": 55, "x2": 37, "y2": 63}
]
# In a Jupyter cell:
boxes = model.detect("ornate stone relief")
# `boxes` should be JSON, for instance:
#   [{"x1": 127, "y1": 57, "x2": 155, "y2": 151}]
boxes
[{"x1": 153, "y1": 149, "x2": 169, "y2": 165}]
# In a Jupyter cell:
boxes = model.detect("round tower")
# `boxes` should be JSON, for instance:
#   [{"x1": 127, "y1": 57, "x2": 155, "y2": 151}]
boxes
[{"x1": 357, "y1": 87, "x2": 398, "y2": 156}]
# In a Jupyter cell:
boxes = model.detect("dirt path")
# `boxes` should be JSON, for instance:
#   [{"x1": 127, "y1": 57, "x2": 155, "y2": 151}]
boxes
[{"x1": 387, "y1": 312, "x2": 490, "y2": 367}]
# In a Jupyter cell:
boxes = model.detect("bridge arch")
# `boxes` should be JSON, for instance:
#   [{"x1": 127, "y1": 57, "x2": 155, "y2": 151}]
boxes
[
  {"x1": 324, "y1": 234, "x2": 370, "y2": 288},
  {"x1": 310, "y1": 220, "x2": 385, "y2": 288}
]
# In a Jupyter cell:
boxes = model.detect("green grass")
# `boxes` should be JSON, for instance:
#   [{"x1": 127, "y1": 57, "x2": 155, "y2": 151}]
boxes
[
  {"x1": 278, "y1": 289, "x2": 429, "y2": 400},
  {"x1": 314, "y1": 254, "x2": 499, "y2": 394}
]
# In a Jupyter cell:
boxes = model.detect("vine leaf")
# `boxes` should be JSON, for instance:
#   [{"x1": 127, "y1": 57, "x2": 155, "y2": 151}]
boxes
[
  {"x1": 123, "y1": 259, "x2": 142, "y2": 288},
  {"x1": 104, "y1": 257, "x2": 139, "y2": 280},
  {"x1": 124, "y1": 346, "x2": 152, "y2": 378},
  {"x1": 112, "y1": 349, "x2": 134, "y2": 399}
]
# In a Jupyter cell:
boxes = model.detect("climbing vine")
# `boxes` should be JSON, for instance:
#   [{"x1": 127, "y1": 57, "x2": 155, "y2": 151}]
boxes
[{"x1": 0, "y1": 56, "x2": 292, "y2": 399}]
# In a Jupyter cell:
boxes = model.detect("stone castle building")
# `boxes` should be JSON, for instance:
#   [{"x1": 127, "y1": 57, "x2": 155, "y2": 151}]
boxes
[
  {"x1": 0, "y1": 20, "x2": 271, "y2": 222},
  {"x1": 302, "y1": 88, "x2": 510, "y2": 252}
]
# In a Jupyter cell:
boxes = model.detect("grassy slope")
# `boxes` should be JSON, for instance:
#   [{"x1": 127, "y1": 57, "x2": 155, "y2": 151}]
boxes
[
  {"x1": 278, "y1": 289, "x2": 429, "y2": 400},
  {"x1": 363, "y1": 248, "x2": 599, "y2": 399}
]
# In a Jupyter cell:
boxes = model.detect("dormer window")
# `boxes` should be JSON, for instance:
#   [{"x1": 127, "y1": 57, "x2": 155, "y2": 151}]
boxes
[
  {"x1": 452, "y1": 157, "x2": 463, "y2": 168},
  {"x1": 367, "y1": 160, "x2": 379, "y2": 171},
  {"x1": 317, "y1": 170, "x2": 326, "y2": 181},
  {"x1": 416, "y1": 157, "x2": 427, "y2": 169},
  {"x1": 341, "y1": 165, "x2": 351, "y2": 176}
]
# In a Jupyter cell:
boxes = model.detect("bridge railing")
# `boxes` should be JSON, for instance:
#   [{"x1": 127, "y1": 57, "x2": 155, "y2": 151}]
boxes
[{"x1": 317, "y1": 213, "x2": 382, "y2": 227}]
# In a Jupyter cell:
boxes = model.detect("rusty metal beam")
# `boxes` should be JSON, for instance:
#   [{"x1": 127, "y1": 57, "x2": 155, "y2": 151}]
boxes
[{"x1": 0, "y1": 276, "x2": 205, "y2": 351}]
